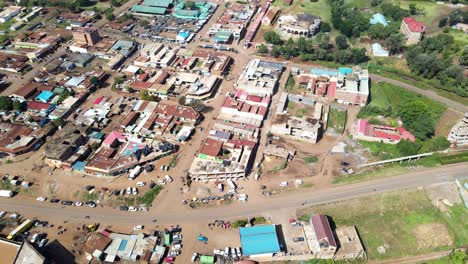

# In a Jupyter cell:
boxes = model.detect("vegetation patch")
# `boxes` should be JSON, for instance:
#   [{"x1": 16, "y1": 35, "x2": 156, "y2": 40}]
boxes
[
  {"x1": 231, "y1": 217, "x2": 268, "y2": 228},
  {"x1": 268, "y1": 161, "x2": 288, "y2": 174},
  {"x1": 136, "y1": 186, "x2": 163, "y2": 207},
  {"x1": 303, "y1": 155, "x2": 318, "y2": 164},
  {"x1": 298, "y1": 190, "x2": 466, "y2": 260},
  {"x1": 327, "y1": 107, "x2": 347, "y2": 134}
]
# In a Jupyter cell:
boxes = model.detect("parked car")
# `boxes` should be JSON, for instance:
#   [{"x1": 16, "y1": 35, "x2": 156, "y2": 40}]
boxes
[
  {"x1": 128, "y1": 206, "x2": 137, "y2": 212},
  {"x1": 168, "y1": 251, "x2": 180, "y2": 257},
  {"x1": 133, "y1": 225, "x2": 144, "y2": 230},
  {"x1": 49, "y1": 199, "x2": 60, "y2": 203},
  {"x1": 132, "y1": 187, "x2": 138, "y2": 195},
  {"x1": 279, "y1": 181, "x2": 288, "y2": 187},
  {"x1": 85, "y1": 185, "x2": 94, "y2": 191},
  {"x1": 164, "y1": 175, "x2": 173, "y2": 182},
  {"x1": 74, "y1": 202, "x2": 83, "y2": 207},
  {"x1": 86, "y1": 201, "x2": 96, "y2": 208},
  {"x1": 157, "y1": 179, "x2": 166, "y2": 185},
  {"x1": 36, "y1": 196, "x2": 47, "y2": 202},
  {"x1": 113, "y1": 190, "x2": 120, "y2": 196},
  {"x1": 61, "y1": 200, "x2": 73, "y2": 206},
  {"x1": 172, "y1": 234, "x2": 182, "y2": 240},
  {"x1": 191, "y1": 253, "x2": 199, "y2": 262},
  {"x1": 172, "y1": 244, "x2": 182, "y2": 251},
  {"x1": 38, "y1": 238, "x2": 48, "y2": 248},
  {"x1": 136, "y1": 181, "x2": 146, "y2": 187},
  {"x1": 126, "y1": 187, "x2": 132, "y2": 195},
  {"x1": 164, "y1": 257, "x2": 175, "y2": 263},
  {"x1": 293, "y1": 236, "x2": 305, "y2": 242},
  {"x1": 213, "y1": 249, "x2": 223, "y2": 256},
  {"x1": 0, "y1": 211, "x2": 6, "y2": 218},
  {"x1": 30, "y1": 233, "x2": 40, "y2": 243},
  {"x1": 145, "y1": 164, "x2": 154, "y2": 172},
  {"x1": 119, "y1": 205, "x2": 129, "y2": 211}
]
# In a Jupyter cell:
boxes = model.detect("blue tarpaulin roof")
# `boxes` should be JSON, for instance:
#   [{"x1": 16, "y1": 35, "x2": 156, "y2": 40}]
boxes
[
  {"x1": 72, "y1": 161, "x2": 86, "y2": 172},
  {"x1": 311, "y1": 68, "x2": 338, "y2": 77},
  {"x1": 370, "y1": 13, "x2": 388, "y2": 27},
  {"x1": 239, "y1": 225, "x2": 281, "y2": 256}
]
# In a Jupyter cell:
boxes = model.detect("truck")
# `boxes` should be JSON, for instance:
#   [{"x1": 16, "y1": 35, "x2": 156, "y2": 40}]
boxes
[
  {"x1": 0, "y1": 190, "x2": 13, "y2": 198},
  {"x1": 7, "y1": 219, "x2": 33, "y2": 240},
  {"x1": 128, "y1": 165, "x2": 142, "y2": 180}
]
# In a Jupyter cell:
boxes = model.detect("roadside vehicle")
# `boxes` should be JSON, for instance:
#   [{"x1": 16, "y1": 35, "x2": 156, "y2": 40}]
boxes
[
  {"x1": 120, "y1": 189, "x2": 125, "y2": 196},
  {"x1": 30, "y1": 233, "x2": 39, "y2": 243},
  {"x1": 61, "y1": 200, "x2": 73, "y2": 206},
  {"x1": 293, "y1": 237, "x2": 305, "y2": 242},
  {"x1": 164, "y1": 175, "x2": 173, "y2": 182},
  {"x1": 197, "y1": 235, "x2": 208, "y2": 243},
  {"x1": 236, "y1": 247, "x2": 242, "y2": 257},
  {"x1": 0, "y1": 190, "x2": 13, "y2": 198},
  {"x1": 172, "y1": 234, "x2": 182, "y2": 240},
  {"x1": 38, "y1": 238, "x2": 48, "y2": 248},
  {"x1": 213, "y1": 249, "x2": 223, "y2": 255},
  {"x1": 86, "y1": 201, "x2": 96, "y2": 208},
  {"x1": 132, "y1": 187, "x2": 138, "y2": 195},
  {"x1": 149, "y1": 181, "x2": 156, "y2": 189},
  {"x1": 171, "y1": 239, "x2": 182, "y2": 245},
  {"x1": 85, "y1": 185, "x2": 94, "y2": 191},
  {"x1": 129, "y1": 165, "x2": 142, "y2": 180},
  {"x1": 191, "y1": 253, "x2": 199, "y2": 262},
  {"x1": 133, "y1": 225, "x2": 144, "y2": 231},
  {"x1": 119, "y1": 205, "x2": 128, "y2": 211},
  {"x1": 158, "y1": 179, "x2": 166, "y2": 185},
  {"x1": 126, "y1": 187, "x2": 132, "y2": 195},
  {"x1": 145, "y1": 164, "x2": 154, "y2": 172},
  {"x1": 279, "y1": 181, "x2": 288, "y2": 187},
  {"x1": 168, "y1": 251, "x2": 180, "y2": 257},
  {"x1": 74, "y1": 202, "x2": 83, "y2": 207},
  {"x1": 7, "y1": 219, "x2": 33, "y2": 240},
  {"x1": 138, "y1": 207, "x2": 148, "y2": 212},
  {"x1": 136, "y1": 182, "x2": 146, "y2": 187},
  {"x1": 36, "y1": 196, "x2": 47, "y2": 202},
  {"x1": 224, "y1": 247, "x2": 230, "y2": 258},
  {"x1": 164, "y1": 257, "x2": 175, "y2": 263},
  {"x1": 0, "y1": 211, "x2": 6, "y2": 218},
  {"x1": 218, "y1": 183, "x2": 223, "y2": 192},
  {"x1": 128, "y1": 206, "x2": 137, "y2": 212},
  {"x1": 172, "y1": 244, "x2": 182, "y2": 251},
  {"x1": 49, "y1": 199, "x2": 60, "y2": 203}
]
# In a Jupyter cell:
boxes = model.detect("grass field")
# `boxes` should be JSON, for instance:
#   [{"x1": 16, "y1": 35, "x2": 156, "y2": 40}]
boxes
[
  {"x1": 327, "y1": 107, "x2": 347, "y2": 134},
  {"x1": 298, "y1": 190, "x2": 468, "y2": 260},
  {"x1": 366, "y1": 82, "x2": 447, "y2": 119}
]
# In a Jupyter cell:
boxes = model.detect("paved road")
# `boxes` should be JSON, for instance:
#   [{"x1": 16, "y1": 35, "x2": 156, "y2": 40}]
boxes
[
  {"x1": 1, "y1": 163, "x2": 466, "y2": 225},
  {"x1": 370, "y1": 74, "x2": 468, "y2": 113}
]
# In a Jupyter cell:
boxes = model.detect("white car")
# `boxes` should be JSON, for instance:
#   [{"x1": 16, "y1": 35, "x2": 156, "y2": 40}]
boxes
[
  {"x1": 36, "y1": 196, "x2": 47, "y2": 202},
  {"x1": 133, "y1": 225, "x2": 144, "y2": 230},
  {"x1": 168, "y1": 251, "x2": 180, "y2": 257},
  {"x1": 132, "y1": 187, "x2": 138, "y2": 195},
  {"x1": 0, "y1": 211, "x2": 6, "y2": 218},
  {"x1": 38, "y1": 238, "x2": 48, "y2": 248},
  {"x1": 172, "y1": 244, "x2": 182, "y2": 251},
  {"x1": 164, "y1": 175, "x2": 173, "y2": 182},
  {"x1": 74, "y1": 202, "x2": 83, "y2": 207},
  {"x1": 213, "y1": 249, "x2": 223, "y2": 256},
  {"x1": 30, "y1": 233, "x2": 39, "y2": 243},
  {"x1": 173, "y1": 233, "x2": 182, "y2": 240},
  {"x1": 136, "y1": 181, "x2": 146, "y2": 187},
  {"x1": 157, "y1": 179, "x2": 166, "y2": 185},
  {"x1": 279, "y1": 181, "x2": 288, "y2": 187},
  {"x1": 138, "y1": 207, "x2": 148, "y2": 212},
  {"x1": 128, "y1": 206, "x2": 137, "y2": 212},
  {"x1": 191, "y1": 253, "x2": 199, "y2": 262},
  {"x1": 126, "y1": 187, "x2": 132, "y2": 195}
]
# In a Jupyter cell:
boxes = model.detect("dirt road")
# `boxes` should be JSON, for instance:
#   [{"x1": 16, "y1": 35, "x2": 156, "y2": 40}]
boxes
[{"x1": 0, "y1": 163, "x2": 466, "y2": 225}]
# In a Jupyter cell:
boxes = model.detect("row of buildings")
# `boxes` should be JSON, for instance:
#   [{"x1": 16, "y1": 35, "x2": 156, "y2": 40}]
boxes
[{"x1": 188, "y1": 59, "x2": 284, "y2": 181}]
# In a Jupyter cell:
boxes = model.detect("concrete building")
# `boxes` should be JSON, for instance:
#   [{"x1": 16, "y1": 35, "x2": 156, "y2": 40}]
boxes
[
  {"x1": 72, "y1": 27, "x2": 101, "y2": 46},
  {"x1": 208, "y1": 3, "x2": 257, "y2": 40},
  {"x1": 236, "y1": 59, "x2": 283, "y2": 96},
  {"x1": 448, "y1": 112, "x2": 468, "y2": 146},
  {"x1": 310, "y1": 215, "x2": 337, "y2": 257},
  {"x1": 0, "y1": 6, "x2": 22, "y2": 23},
  {"x1": 355, "y1": 119, "x2": 415, "y2": 144},
  {"x1": 271, "y1": 115, "x2": 321, "y2": 144},
  {"x1": 400, "y1": 17, "x2": 426, "y2": 45},
  {"x1": 0, "y1": 239, "x2": 45, "y2": 264},
  {"x1": 278, "y1": 13, "x2": 321, "y2": 38}
]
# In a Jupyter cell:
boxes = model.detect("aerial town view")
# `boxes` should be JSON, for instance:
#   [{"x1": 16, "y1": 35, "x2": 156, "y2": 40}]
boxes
[{"x1": 0, "y1": 0, "x2": 467, "y2": 263}]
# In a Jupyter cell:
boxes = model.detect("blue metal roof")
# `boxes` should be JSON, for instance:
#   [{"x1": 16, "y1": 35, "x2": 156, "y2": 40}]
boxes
[
  {"x1": 310, "y1": 68, "x2": 338, "y2": 77},
  {"x1": 338, "y1": 67, "x2": 353, "y2": 75},
  {"x1": 36, "y1": 91, "x2": 54, "y2": 103},
  {"x1": 239, "y1": 225, "x2": 281, "y2": 256}
]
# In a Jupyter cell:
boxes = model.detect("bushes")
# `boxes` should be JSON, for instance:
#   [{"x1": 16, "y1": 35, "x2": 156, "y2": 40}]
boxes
[{"x1": 303, "y1": 156, "x2": 318, "y2": 163}]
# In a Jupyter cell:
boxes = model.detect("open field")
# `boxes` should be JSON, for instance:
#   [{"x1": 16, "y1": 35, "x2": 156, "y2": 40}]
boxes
[
  {"x1": 327, "y1": 107, "x2": 347, "y2": 134},
  {"x1": 298, "y1": 189, "x2": 467, "y2": 260}
]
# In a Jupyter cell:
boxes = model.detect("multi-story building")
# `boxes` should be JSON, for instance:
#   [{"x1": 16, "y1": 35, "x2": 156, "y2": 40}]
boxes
[
  {"x1": 278, "y1": 13, "x2": 321, "y2": 38},
  {"x1": 448, "y1": 112, "x2": 468, "y2": 146},
  {"x1": 400, "y1": 17, "x2": 426, "y2": 45},
  {"x1": 72, "y1": 27, "x2": 101, "y2": 46}
]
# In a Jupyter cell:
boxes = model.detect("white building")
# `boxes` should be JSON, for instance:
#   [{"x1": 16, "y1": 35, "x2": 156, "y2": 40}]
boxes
[
  {"x1": 448, "y1": 112, "x2": 468, "y2": 146},
  {"x1": 0, "y1": 6, "x2": 22, "y2": 23}
]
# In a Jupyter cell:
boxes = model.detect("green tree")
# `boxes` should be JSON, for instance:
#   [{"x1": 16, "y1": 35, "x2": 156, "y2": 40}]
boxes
[
  {"x1": 106, "y1": 13, "x2": 116, "y2": 21},
  {"x1": 90, "y1": 76, "x2": 100, "y2": 87},
  {"x1": 420, "y1": 136, "x2": 450, "y2": 152},
  {"x1": 320, "y1": 22, "x2": 332, "y2": 32},
  {"x1": 12, "y1": 101, "x2": 25, "y2": 111},
  {"x1": 438, "y1": 17, "x2": 448, "y2": 28},
  {"x1": 139, "y1": 20, "x2": 150, "y2": 27},
  {"x1": 178, "y1": 95, "x2": 186, "y2": 106},
  {"x1": 264, "y1": 31, "x2": 282, "y2": 45},
  {"x1": 257, "y1": 44, "x2": 268, "y2": 54},
  {"x1": 189, "y1": 99, "x2": 206, "y2": 112},
  {"x1": 335, "y1": 35, "x2": 348, "y2": 50},
  {"x1": 140, "y1": 91, "x2": 157, "y2": 101},
  {"x1": 0, "y1": 96, "x2": 12, "y2": 110},
  {"x1": 385, "y1": 33, "x2": 405, "y2": 54},
  {"x1": 397, "y1": 140, "x2": 421, "y2": 156}
]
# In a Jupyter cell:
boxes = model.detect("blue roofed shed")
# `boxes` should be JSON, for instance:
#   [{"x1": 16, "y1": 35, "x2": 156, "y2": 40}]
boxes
[
  {"x1": 370, "y1": 13, "x2": 388, "y2": 27},
  {"x1": 372, "y1": 43, "x2": 389, "y2": 57},
  {"x1": 311, "y1": 68, "x2": 338, "y2": 77},
  {"x1": 213, "y1": 31, "x2": 232, "y2": 43},
  {"x1": 338, "y1": 67, "x2": 353, "y2": 75},
  {"x1": 239, "y1": 225, "x2": 282, "y2": 256},
  {"x1": 36, "y1": 91, "x2": 54, "y2": 103}
]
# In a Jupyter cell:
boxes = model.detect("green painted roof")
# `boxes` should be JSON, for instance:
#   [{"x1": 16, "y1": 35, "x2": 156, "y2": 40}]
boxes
[
  {"x1": 200, "y1": 255, "x2": 214, "y2": 264},
  {"x1": 131, "y1": 5, "x2": 166, "y2": 15},
  {"x1": 143, "y1": 0, "x2": 173, "y2": 8},
  {"x1": 214, "y1": 31, "x2": 232, "y2": 41}
]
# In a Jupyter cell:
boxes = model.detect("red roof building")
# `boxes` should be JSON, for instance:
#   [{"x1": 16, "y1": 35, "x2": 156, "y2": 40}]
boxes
[
  {"x1": 356, "y1": 119, "x2": 415, "y2": 144},
  {"x1": 311, "y1": 214, "x2": 337, "y2": 254},
  {"x1": 200, "y1": 138, "x2": 223, "y2": 158},
  {"x1": 400, "y1": 17, "x2": 426, "y2": 45}
]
